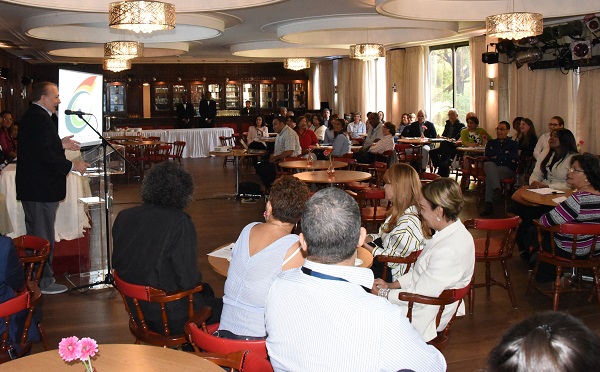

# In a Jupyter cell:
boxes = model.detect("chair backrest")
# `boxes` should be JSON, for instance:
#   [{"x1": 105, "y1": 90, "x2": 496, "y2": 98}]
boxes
[
  {"x1": 0, "y1": 289, "x2": 37, "y2": 363},
  {"x1": 200, "y1": 350, "x2": 273, "y2": 372},
  {"x1": 397, "y1": 280, "x2": 471, "y2": 350},
  {"x1": 220, "y1": 136, "x2": 236, "y2": 147},
  {"x1": 113, "y1": 270, "x2": 204, "y2": 347},
  {"x1": 534, "y1": 220, "x2": 600, "y2": 260},
  {"x1": 147, "y1": 136, "x2": 161, "y2": 141},
  {"x1": 465, "y1": 156, "x2": 487, "y2": 179},
  {"x1": 171, "y1": 141, "x2": 186, "y2": 159},
  {"x1": 187, "y1": 322, "x2": 269, "y2": 360},
  {"x1": 12, "y1": 235, "x2": 50, "y2": 285},
  {"x1": 375, "y1": 249, "x2": 422, "y2": 281},
  {"x1": 333, "y1": 157, "x2": 357, "y2": 170},
  {"x1": 465, "y1": 215, "x2": 521, "y2": 258}
]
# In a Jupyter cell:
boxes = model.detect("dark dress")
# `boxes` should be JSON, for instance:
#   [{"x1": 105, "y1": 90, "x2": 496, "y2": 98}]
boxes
[{"x1": 112, "y1": 203, "x2": 222, "y2": 334}]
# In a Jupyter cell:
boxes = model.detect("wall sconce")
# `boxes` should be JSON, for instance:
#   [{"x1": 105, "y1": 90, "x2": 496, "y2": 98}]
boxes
[
  {"x1": 489, "y1": 78, "x2": 495, "y2": 90},
  {"x1": 392, "y1": 83, "x2": 397, "y2": 93},
  {"x1": 334, "y1": 85, "x2": 338, "y2": 94}
]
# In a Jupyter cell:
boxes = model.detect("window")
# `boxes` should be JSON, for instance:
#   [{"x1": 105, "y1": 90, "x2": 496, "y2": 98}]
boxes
[{"x1": 429, "y1": 43, "x2": 471, "y2": 132}]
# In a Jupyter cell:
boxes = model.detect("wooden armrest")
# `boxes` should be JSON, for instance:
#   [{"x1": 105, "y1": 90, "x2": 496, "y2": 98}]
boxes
[
  {"x1": 375, "y1": 252, "x2": 419, "y2": 265},
  {"x1": 397, "y1": 291, "x2": 455, "y2": 306},
  {"x1": 345, "y1": 190, "x2": 358, "y2": 197},
  {"x1": 153, "y1": 283, "x2": 204, "y2": 302},
  {"x1": 183, "y1": 306, "x2": 213, "y2": 337}
]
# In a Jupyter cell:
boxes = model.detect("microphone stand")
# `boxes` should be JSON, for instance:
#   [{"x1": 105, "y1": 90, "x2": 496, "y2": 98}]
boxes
[{"x1": 70, "y1": 114, "x2": 138, "y2": 291}]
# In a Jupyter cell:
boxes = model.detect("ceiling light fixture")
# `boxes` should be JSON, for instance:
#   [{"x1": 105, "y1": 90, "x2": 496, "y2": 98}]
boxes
[
  {"x1": 349, "y1": 43, "x2": 384, "y2": 61},
  {"x1": 109, "y1": 1, "x2": 176, "y2": 34},
  {"x1": 103, "y1": 58, "x2": 132, "y2": 72},
  {"x1": 104, "y1": 41, "x2": 144, "y2": 60},
  {"x1": 283, "y1": 58, "x2": 310, "y2": 71},
  {"x1": 486, "y1": 1, "x2": 543, "y2": 40}
]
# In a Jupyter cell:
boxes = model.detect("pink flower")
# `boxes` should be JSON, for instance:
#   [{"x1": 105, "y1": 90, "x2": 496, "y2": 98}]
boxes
[
  {"x1": 323, "y1": 150, "x2": 331, "y2": 157},
  {"x1": 579, "y1": 140, "x2": 585, "y2": 145},
  {"x1": 78, "y1": 337, "x2": 98, "y2": 360},
  {"x1": 58, "y1": 336, "x2": 81, "y2": 362}
]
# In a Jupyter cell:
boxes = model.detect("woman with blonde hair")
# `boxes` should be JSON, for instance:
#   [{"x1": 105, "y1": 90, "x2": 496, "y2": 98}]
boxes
[{"x1": 363, "y1": 163, "x2": 430, "y2": 281}]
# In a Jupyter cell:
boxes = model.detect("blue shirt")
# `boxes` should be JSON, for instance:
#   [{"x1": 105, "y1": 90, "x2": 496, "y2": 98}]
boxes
[{"x1": 485, "y1": 137, "x2": 519, "y2": 170}]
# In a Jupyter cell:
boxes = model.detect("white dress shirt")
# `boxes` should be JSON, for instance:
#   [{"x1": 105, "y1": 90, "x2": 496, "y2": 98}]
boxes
[
  {"x1": 265, "y1": 259, "x2": 446, "y2": 372},
  {"x1": 533, "y1": 131, "x2": 550, "y2": 160}
]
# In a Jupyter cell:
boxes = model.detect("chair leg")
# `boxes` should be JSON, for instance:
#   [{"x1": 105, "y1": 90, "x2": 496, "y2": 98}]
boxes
[
  {"x1": 469, "y1": 280, "x2": 475, "y2": 315},
  {"x1": 592, "y1": 267, "x2": 600, "y2": 309},
  {"x1": 501, "y1": 260, "x2": 517, "y2": 309},
  {"x1": 485, "y1": 262, "x2": 491, "y2": 295},
  {"x1": 37, "y1": 322, "x2": 50, "y2": 351},
  {"x1": 553, "y1": 265, "x2": 563, "y2": 311},
  {"x1": 526, "y1": 260, "x2": 540, "y2": 295}
]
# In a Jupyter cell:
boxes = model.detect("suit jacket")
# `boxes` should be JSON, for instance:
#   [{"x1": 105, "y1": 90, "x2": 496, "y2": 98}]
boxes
[
  {"x1": 199, "y1": 98, "x2": 217, "y2": 122},
  {"x1": 16, "y1": 104, "x2": 72, "y2": 202},
  {"x1": 402, "y1": 121, "x2": 437, "y2": 138},
  {"x1": 239, "y1": 107, "x2": 257, "y2": 116},
  {"x1": 176, "y1": 102, "x2": 196, "y2": 128},
  {"x1": 441, "y1": 119, "x2": 465, "y2": 140}
]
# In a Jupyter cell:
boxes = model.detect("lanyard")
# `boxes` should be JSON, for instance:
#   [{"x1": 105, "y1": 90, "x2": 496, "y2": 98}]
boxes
[{"x1": 301, "y1": 267, "x2": 348, "y2": 282}]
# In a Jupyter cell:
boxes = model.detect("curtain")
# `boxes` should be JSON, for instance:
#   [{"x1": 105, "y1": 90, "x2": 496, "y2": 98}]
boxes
[
  {"x1": 337, "y1": 58, "x2": 368, "y2": 118},
  {"x1": 470, "y1": 35, "x2": 495, "y2": 132},
  {"x1": 386, "y1": 49, "x2": 405, "y2": 124},
  {"x1": 576, "y1": 69, "x2": 600, "y2": 155},
  {"x1": 318, "y1": 60, "x2": 334, "y2": 113}
]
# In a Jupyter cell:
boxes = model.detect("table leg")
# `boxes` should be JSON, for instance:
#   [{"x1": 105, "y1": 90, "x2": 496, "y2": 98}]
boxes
[{"x1": 234, "y1": 156, "x2": 240, "y2": 196}]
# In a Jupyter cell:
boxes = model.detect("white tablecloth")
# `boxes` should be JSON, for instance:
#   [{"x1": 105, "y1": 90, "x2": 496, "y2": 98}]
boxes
[
  {"x1": 0, "y1": 164, "x2": 91, "y2": 241},
  {"x1": 104, "y1": 128, "x2": 234, "y2": 158}
]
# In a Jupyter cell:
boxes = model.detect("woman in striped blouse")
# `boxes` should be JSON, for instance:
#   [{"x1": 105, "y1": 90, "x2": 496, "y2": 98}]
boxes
[
  {"x1": 539, "y1": 153, "x2": 600, "y2": 257},
  {"x1": 362, "y1": 163, "x2": 430, "y2": 282}
]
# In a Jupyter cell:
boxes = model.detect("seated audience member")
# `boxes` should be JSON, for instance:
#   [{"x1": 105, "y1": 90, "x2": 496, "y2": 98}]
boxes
[
  {"x1": 239, "y1": 100, "x2": 257, "y2": 116},
  {"x1": 534, "y1": 116, "x2": 564, "y2": 160},
  {"x1": 378, "y1": 110, "x2": 385, "y2": 124},
  {"x1": 362, "y1": 112, "x2": 384, "y2": 149},
  {"x1": 285, "y1": 116, "x2": 296, "y2": 131},
  {"x1": 481, "y1": 121, "x2": 519, "y2": 216},
  {"x1": 353, "y1": 122, "x2": 395, "y2": 164},
  {"x1": 296, "y1": 116, "x2": 318, "y2": 155},
  {"x1": 511, "y1": 116, "x2": 523, "y2": 140},
  {"x1": 348, "y1": 112, "x2": 366, "y2": 139},
  {"x1": 401, "y1": 109, "x2": 437, "y2": 172},
  {"x1": 0, "y1": 235, "x2": 41, "y2": 354},
  {"x1": 255, "y1": 117, "x2": 302, "y2": 190},
  {"x1": 363, "y1": 163, "x2": 429, "y2": 281},
  {"x1": 429, "y1": 108, "x2": 465, "y2": 177},
  {"x1": 0, "y1": 111, "x2": 17, "y2": 161},
  {"x1": 247, "y1": 115, "x2": 268, "y2": 149},
  {"x1": 460, "y1": 116, "x2": 490, "y2": 147},
  {"x1": 112, "y1": 162, "x2": 222, "y2": 334},
  {"x1": 331, "y1": 118, "x2": 351, "y2": 157},
  {"x1": 516, "y1": 118, "x2": 538, "y2": 183},
  {"x1": 265, "y1": 188, "x2": 446, "y2": 372},
  {"x1": 218, "y1": 177, "x2": 310, "y2": 339},
  {"x1": 488, "y1": 311, "x2": 600, "y2": 372},
  {"x1": 397, "y1": 113, "x2": 410, "y2": 137},
  {"x1": 311, "y1": 114, "x2": 326, "y2": 142},
  {"x1": 374, "y1": 178, "x2": 474, "y2": 342},
  {"x1": 511, "y1": 129, "x2": 578, "y2": 258},
  {"x1": 538, "y1": 153, "x2": 600, "y2": 258},
  {"x1": 322, "y1": 108, "x2": 330, "y2": 128}
]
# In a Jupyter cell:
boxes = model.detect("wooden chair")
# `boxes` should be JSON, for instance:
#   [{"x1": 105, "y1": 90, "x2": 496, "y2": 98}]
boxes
[
  {"x1": 464, "y1": 215, "x2": 521, "y2": 314},
  {"x1": 0, "y1": 283, "x2": 42, "y2": 363},
  {"x1": 374, "y1": 250, "x2": 422, "y2": 281},
  {"x1": 12, "y1": 235, "x2": 50, "y2": 351},
  {"x1": 113, "y1": 270, "x2": 205, "y2": 348},
  {"x1": 219, "y1": 136, "x2": 237, "y2": 167},
  {"x1": 198, "y1": 350, "x2": 273, "y2": 372},
  {"x1": 347, "y1": 161, "x2": 386, "y2": 192},
  {"x1": 463, "y1": 155, "x2": 487, "y2": 204},
  {"x1": 276, "y1": 157, "x2": 304, "y2": 177},
  {"x1": 351, "y1": 188, "x2": 390, "y2": 233},
  {"x1": 168, "y1": 141, "x2": 186, "y2": 163},
  {"x1": 332, "y1": 157, "x2": 357, "y2": 171},
  {"x1": 397, "y1": 282, "x2": 471, "y2": 351},
  {"x1": 499, "y1": 177, "x2": 517, "y2": 212},
  {"x1": 420, "y1": 172, "x2": 441, "y2": 186},
  {"x1": 527, "y1": 221, "x2": 600, "y2": 311}
]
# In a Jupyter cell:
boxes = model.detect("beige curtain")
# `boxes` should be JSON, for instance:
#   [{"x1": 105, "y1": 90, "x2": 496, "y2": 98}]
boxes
[
  {"x1": 470, "y1": 35, "x2": 495, "y2": 132},
  {"x1": 337, "y1": 58, "x2": 368, "y2": 118},
  {"x1": 403, "y1": 46, "x2": 426, "y2": 113},
  {"x1": 576, "y1": 69, "x2": 600, "y2": 155},
  {"x1": 386, "y1": 49, "x2": 406, "y2": 124},
  {"x1": 509, "y1": 66, "x2": 571, "y2": 136},
  {"x1": 318, "y1": 60, "x2": 335, "y2": 114}
]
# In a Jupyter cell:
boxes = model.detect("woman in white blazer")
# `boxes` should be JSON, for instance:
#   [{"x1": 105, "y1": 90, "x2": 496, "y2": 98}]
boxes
[{"x1": 373, "y1": 178, "x2": 475, "y2": 342}]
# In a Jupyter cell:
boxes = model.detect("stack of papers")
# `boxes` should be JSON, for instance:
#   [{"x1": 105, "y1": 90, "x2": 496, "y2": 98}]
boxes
[{"x1": 526, "y1": 188, "x2": 565, "y2": 195}]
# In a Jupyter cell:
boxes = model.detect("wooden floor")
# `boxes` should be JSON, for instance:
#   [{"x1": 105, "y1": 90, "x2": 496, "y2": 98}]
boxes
[{"x1": 33, "y1": 158, "x2": 600, "y2": 371}]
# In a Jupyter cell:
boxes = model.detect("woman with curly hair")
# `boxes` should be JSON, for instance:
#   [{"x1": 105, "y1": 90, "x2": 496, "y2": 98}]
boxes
[
  {"x1": 217, "y1": 176, "x2": 310, "y2": 339},
  {"x1": 363, "y1": 163, "x2": 430, "y2": 282},
  {"x1": 112, "y1": 162, "x2": 222, "y2": 334}
]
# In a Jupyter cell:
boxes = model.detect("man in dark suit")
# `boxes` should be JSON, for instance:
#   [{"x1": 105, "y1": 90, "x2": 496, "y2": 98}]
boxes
[
  {"x1": 16, "y1": 82, "x2": 88, "y2": 295},
  {"x1": 199, "y1": 91, "x2": 217, "y2": 128},
  {"x1": 401, "y1": 109, "x2": 437, "y2": 172},
  {"x1": 430, "y1": 108, "x2": 465, "y2": 177},
  {"x1": 175, "y1": 94, "x2": 196, "y2": 129},
  {"x1": 239, "y1": 100, "x2": 257, "y2": 116}
]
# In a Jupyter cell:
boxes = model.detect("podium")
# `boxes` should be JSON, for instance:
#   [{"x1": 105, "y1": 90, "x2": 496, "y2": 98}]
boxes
[{"x1": 65, "y1": 145, "x2": 125, "y2": 290}]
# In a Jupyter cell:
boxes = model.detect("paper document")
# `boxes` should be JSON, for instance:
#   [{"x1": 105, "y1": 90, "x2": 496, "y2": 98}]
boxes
[
  {"x1": 207, "y1": 243, "x2": 234, "y2": 260},
  {"x1": 552, "y1": 196, "x2": 567, "y2": 204},
  {"x1": 527, "y1": 188, "x2": 565, "y2": 195}
]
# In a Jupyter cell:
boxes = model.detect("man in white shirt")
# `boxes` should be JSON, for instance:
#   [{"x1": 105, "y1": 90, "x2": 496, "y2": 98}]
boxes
[
  {"x1": 533, "y1": 116, "x2": 564, "y2": 160},
  {"x1": 265, "y1": 188, "x2": 446, "y2": 372},
  {"x1": 347, "y1": 112, "x2": 366, "y2": 139},
  {"x1": 255, "y1": 116, "x2": 301, "y2": 189}
]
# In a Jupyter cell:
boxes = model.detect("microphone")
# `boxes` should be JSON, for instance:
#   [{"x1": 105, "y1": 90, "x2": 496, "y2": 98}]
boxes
[{"x1": 64, "y1": 109, "x2": 92, "y2": 116}]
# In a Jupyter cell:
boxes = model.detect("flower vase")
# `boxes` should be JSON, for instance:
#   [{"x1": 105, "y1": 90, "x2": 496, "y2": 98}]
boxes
[{"x1": 327, "y1": 161, "x2": 335, "y2": 177}]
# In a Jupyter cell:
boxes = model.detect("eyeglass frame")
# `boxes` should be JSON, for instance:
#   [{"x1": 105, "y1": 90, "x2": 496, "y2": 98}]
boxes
[{"x1": 568, "y1": 167, "x2": 585, "y2": 173}]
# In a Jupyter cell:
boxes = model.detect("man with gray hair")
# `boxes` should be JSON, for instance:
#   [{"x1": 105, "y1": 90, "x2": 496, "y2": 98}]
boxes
[{"x1": 264, "y1": 188, "x2": 446, "y2": 372}]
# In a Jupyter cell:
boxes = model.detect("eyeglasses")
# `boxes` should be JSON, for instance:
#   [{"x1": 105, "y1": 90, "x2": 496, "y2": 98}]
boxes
[
  {"x1": 495, "y1": 127, "x2": 508, "y2": 131},
  {"x1": 568, "y1": 167, "x2": 585, "y2": 173},
  {"x1": 548, "y1": 123, "x2": 561, "y2": 127}
]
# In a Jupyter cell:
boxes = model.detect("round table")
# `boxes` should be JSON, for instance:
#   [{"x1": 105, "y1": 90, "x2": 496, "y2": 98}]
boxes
[
  {"x1": 520, "y1": 187, "x2": 574, "y2": 206},
  {"x1": 208, "y1": 244, "x2": 373, "y2": 277},
  {"x1": 210, "y1": 149, "x2": 265, "y2": 197},
  {"x1": 2, "y1": 344, "x2": 223, "y2": 371},
  {"x1": 278, "y1": 160, "x2": 348, "y2": 171},
  {"x1": 397, "y1": 138, "x2": 432, "y2": 145},
  {"x1": 293, "y1": 170, "x2": 371, "y2": 184},
  {"x1": 309, "y1": 145, "x2": 362, "y2": 152},
  {"x1": 456, "y1": 146, "x2": 485, "y2": 154}
]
